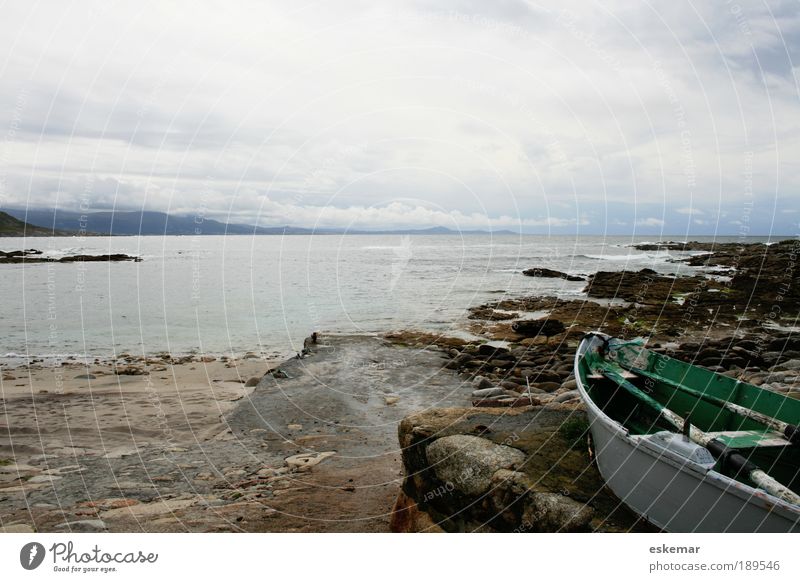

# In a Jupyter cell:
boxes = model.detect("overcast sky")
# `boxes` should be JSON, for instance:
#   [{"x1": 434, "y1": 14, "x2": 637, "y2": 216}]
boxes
[{"x1": 0, "y1": 1, "x2": 798, "y2": 234}]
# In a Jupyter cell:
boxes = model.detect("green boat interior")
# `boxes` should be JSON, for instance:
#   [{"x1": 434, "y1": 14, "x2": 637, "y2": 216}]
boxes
[{"x1": 578, "y1": 340, "x2": 800, "y2": 493}]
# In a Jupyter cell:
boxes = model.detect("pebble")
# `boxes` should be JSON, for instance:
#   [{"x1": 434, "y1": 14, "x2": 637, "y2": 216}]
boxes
[
  {"x1": 27, "y1": 475, "x2": 62, "y2": 484},
  {"x1": 0, "y1": 524, "x2": 35, "y2": 533},
  {"x1": 471, "y1": 387, "x2": 505, "y2": 399},
  {"x1": 553, "y1": 390, "x2": 580, "y2": 403},
  {"x1": 102, "y1": 447, "x2": 140, "y2": 459},
  {"x1": 560, "y1": 378, "x2": 578, "y2": 391},
  {"x1": 0, "y1": 464, "x2": 39, "y2": 474},
  {"x1": 56, "y1": 519, "x2": 108, "y2": 532},
  {"x1": 285, "y1": 451, "x2": 336, "y2": 471},
  {"x1": 79, "y1": 498, "x2": 139, "y2": 510},
  {"x1": 473, "y1": 376, "x2": 494, "y2": 389}
]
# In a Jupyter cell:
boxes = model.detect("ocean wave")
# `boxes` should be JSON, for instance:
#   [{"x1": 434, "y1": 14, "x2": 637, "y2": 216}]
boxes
[{"x1": 575, "y1": 252, "x2": 673, "y2": 262}]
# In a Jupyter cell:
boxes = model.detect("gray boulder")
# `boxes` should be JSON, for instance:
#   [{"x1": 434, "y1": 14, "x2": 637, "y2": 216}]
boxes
[
  {"x1": 426, "y1": 435, "x2": 526, "y2": 497},
  {"x1": 521, "y1": 492, "x2": 594, "y2": 532}
]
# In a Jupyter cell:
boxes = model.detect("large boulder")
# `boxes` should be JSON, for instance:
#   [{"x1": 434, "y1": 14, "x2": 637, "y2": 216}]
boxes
[
  {"x1": 426, "y1": 435, "x2": 525, "y2": 497},
  {"x1": 393, "y1": 407, "x2": 650, "y2": 533}
]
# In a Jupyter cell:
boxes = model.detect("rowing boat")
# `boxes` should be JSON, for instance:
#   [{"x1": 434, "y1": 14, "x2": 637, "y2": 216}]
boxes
[{"x1": 575, "y1": 332, "x2": 800, "y2": 532}]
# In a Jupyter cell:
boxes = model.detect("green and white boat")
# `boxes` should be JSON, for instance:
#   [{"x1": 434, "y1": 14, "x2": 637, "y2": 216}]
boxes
[{"x1": 575, "y1": 332, "x2": 800, "y2": 532}]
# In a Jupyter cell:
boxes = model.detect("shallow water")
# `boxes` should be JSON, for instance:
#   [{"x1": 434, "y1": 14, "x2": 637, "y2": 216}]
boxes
[{"x1": 0, "y1": 234, "x2": 772, "y2": 362}]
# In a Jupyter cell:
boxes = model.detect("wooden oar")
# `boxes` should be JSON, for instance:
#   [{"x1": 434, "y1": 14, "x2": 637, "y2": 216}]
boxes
[
  {"x1": 619, "y1": 363, "x2": 800, "y2": 445},
  {"x1": 597, "y1": 365, "x2": 800, "y2": 506}
]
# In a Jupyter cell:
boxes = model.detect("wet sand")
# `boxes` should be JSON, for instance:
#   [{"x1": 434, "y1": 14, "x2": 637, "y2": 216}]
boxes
[
  {"x1": 0, "y1": 335, "x2": 470, "y2": 532},
  {"x1": 1, "y1": 355, "x2": 273, "y2": 461}
]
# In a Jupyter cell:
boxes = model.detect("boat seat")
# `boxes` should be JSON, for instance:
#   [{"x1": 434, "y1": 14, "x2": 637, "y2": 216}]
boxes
[
  {"x1": 588, "y1": 370, "x2": 638, "y2": 380},
  {"x1": 706, "y1": 430, "x2": 789, "y2": 449}
]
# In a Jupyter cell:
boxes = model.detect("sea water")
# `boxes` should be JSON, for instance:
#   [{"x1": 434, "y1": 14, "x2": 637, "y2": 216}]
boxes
[{"x1": 0, "y1": 234, "x2": 771, "y2": 363}]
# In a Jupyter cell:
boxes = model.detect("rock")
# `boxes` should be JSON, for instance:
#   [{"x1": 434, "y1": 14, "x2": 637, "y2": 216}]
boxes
[
  {"x1": 58, "y1": 254, "x2": 140, "y2": 263},
  {"x1": 560, "y1": 378, "x2": 578, "y2": 391},
  {"x1": 522, "y1": 267, "x2": 584, "y2": 281},
  {"x1": 0, "y1": 251, "x2": 140, "y2": 264},
  {"x1": 500, "y1": 381, "x2": 525, "y2": 392},
  {"x1": 384, "y1": 396, "x2": 400, "y2": 405},
  {"x1": 0, "y1": 464, "x2": 39, "y2": 474},
  {"x1": 477, "y1": 342, "x2": 510, "y2": 357},
  {"x1": 224, "y1": 469, "x2": 247, "y2": 479},
  {"x1": 74, "y1": 373, "x2": 96, "y2": 379},
  {"x1": 114, "y1": 366, "x2": 145, "y2": 376},
  {"x1": 521, "y1": 492, "x2": 594, "y2": 532},
  {"x1": 553, "y1": 389, "x2": 580, "y2": 403},
  {"x1": 101, "y1": 499, "x2": 196, "y2": 519},
  {"x1": 78, "y1": 498, "x2": 139, "y2": 510},
  {"x1": 468, "y1": 307, "x2": 519, "y2": 321},
  {"x1": 511, "y1": 319, "x2": 566, "y2": 337},
  {"x1": 520, "y1": 336, "x2": 549, "y2": 347},
  {"x1": 444, "y1": 354, "x2": 472, "y2": 369},
  {"x1": 390, "y1": 490, "x2": 446, "y2": 533},
  {"x1": 103, "y1": 447, "x2": 139, "y2": 459},
  {"x1": 776, "y1": 359, "x2": 800, "y2": 371},
  {"x1": 56, "y1": 519, "x2": 108, "y2": 532},
  {"x1": 0, "y1": 523, "x2": 35, "y2": 533},
  {"x1": 533, "y1": 381, "x2": 561, "y2": 393},
  {"x1": 425, "y1": 435, "x2": 525, "y2": 496},
  {"x1": 488, "y1": 359, "x2": 514, "y2": 368},
  {"x1": 472, "y1": 376, "x2": 494, "y2": 389},
  {"x1": 396, "y1": 406, "x2": 644, "y2": 533},
  {"x1": 527, "y1": 370, "x2": 562, "y2": 383},
  {"x1": 244, "y1": 376, "x2": 261, "y2": 387},
  {"x1": 471, "y1": 387, "x2": 506, "y2": 399},
  {"x1": 284, "y1": 451, "x2": 336, "y2": 471},
  {"x1": 27, "y1": 475, "x2": 62, "y2": 484},
  {"x1": 585, "y1": 269, "x2": 708, "y2": 304}
]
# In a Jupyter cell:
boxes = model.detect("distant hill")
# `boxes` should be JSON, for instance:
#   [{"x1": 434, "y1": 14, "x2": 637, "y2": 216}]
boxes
[
  {"x1": 0, "y1": 210, "x2": 69, "y2": 236},
  {"x1": 5, "y1": 208, "x2": 515, "y2": 236}
]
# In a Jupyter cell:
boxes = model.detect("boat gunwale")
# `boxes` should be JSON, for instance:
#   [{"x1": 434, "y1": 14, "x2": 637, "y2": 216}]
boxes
[{"x1": 574, "y1": 332, "x2": 800, "y2": 524}]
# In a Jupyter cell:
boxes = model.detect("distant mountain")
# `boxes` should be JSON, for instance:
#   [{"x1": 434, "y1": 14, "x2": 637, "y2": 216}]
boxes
[
  {"x1": 0, "y1": 210, "x2": 70, "y2": 236},
  {"x1": 5, "y1": 208, "x2": 516, "y2": 236}
]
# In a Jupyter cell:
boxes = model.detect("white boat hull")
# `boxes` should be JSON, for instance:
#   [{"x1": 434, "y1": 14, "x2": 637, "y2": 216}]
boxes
[{"x1": 576, "y1": 334, "x2": 800, "y2": 532}]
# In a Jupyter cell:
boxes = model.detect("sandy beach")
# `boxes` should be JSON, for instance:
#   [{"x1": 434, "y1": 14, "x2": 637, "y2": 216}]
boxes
[{"x1": 1, "y1": 355, "x2": 274, "y2": 461}]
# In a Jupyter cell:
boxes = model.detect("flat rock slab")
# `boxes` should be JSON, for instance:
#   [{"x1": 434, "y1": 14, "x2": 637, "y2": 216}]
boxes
[{"x1": 2, "y1": 335, "x2": 471, "y2": 533}]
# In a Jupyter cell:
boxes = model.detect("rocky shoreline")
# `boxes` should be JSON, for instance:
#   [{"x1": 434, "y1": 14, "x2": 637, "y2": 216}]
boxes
[
  {"x1": 0, "y1": 249, "x2": 141, "y2": 263},
  {"x1": 387, "y1": 239, "x2": 800, "y2": 532},
  {"x1": 1, "y1": 239, "x2": 798, "y2": 532}
]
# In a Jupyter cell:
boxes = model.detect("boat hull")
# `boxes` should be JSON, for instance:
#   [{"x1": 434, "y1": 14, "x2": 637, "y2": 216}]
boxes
[{"x1": 576, "y1": 334, "x2": 800, "y2": 533}]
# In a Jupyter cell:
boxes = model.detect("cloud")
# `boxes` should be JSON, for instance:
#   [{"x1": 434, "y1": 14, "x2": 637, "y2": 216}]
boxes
[
  {"x1": 0, "y1": 1, "x2": 797, "y2": 234},
  {"x1": 636, "y1": 217, "x2": 665, "y2": 227}
]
